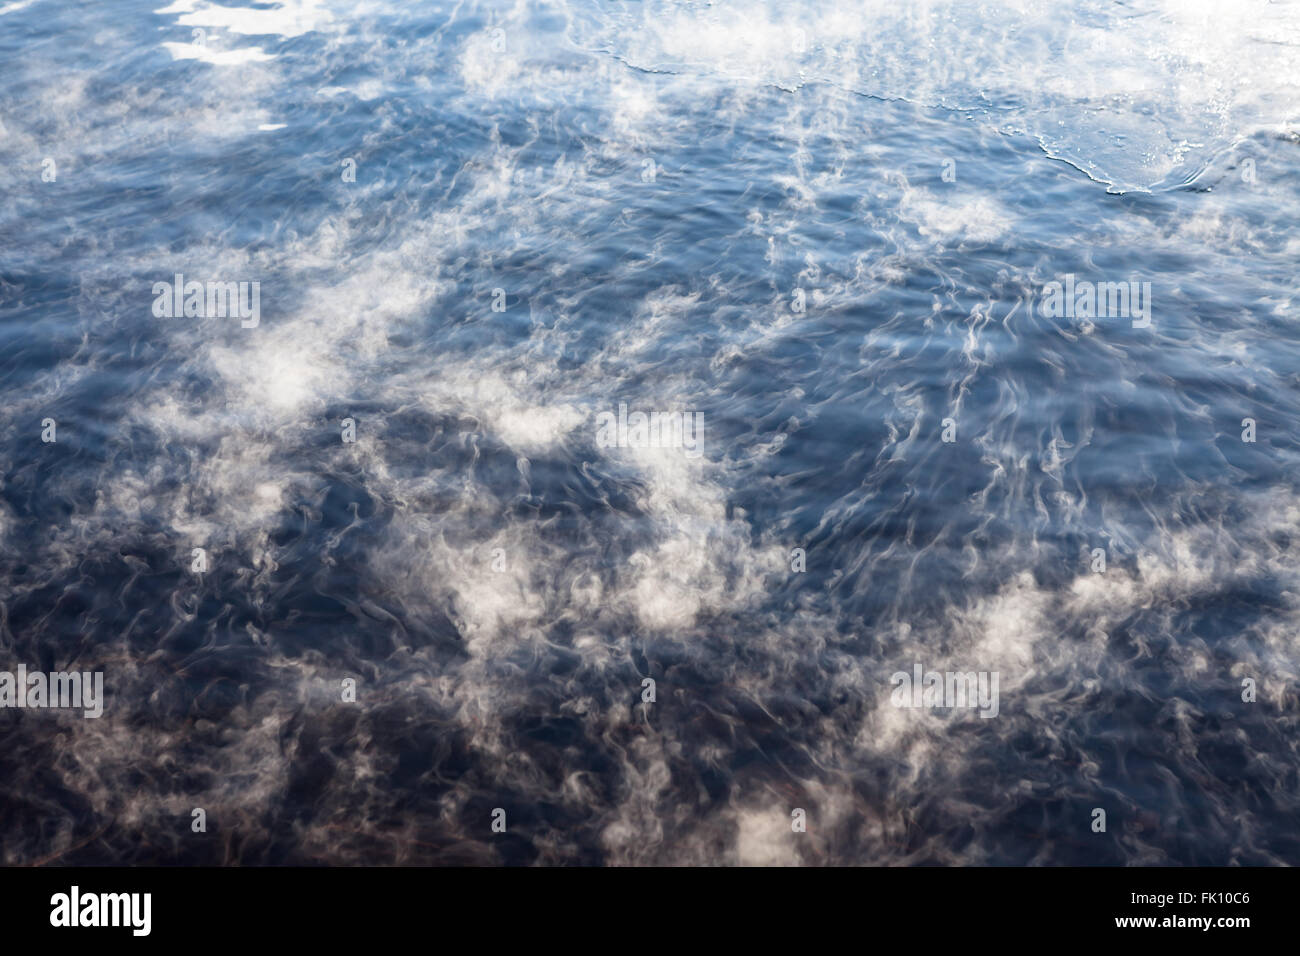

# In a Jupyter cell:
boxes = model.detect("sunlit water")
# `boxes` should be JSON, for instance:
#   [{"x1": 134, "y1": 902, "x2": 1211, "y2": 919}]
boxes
[{"x1": 2, "y1": 0, "x2": 1299, "y2": 865}]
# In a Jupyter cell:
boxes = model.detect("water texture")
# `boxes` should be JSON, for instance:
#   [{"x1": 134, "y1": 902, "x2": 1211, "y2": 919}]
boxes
[{"x1": 1, "y1": 0, "x2": 1299, "y2": 865}]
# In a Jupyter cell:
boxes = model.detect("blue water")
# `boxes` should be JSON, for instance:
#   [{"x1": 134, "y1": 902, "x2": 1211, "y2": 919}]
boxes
[{"x1": 2, "y1": 0, "x2": 1299, "y2": 865}]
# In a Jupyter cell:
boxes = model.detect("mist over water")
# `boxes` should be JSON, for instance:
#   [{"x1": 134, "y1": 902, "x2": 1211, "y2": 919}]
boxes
[{"x1": 1, "y1": 0, "x2": 1299, "y2": 865}]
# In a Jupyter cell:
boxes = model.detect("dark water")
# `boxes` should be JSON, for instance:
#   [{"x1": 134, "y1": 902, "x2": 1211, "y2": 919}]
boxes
[{"x1": 1, "y1": 0, "x2": 1299, "y2": 865}]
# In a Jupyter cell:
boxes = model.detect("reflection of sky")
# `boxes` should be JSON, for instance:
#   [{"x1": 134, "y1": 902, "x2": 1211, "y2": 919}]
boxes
[{"x1": 130, "y1": 0, "x2": 1300, "y2": 189}]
